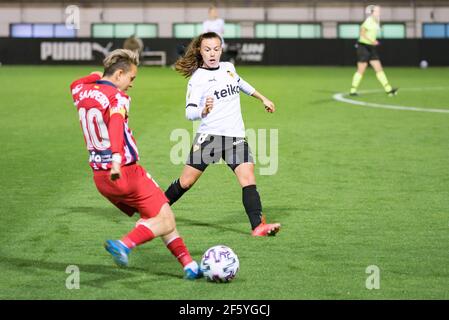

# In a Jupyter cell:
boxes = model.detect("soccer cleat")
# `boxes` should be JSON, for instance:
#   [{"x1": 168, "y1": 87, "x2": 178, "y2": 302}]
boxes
[
  {"x1": 104, "y1": 240, "x2": 131, "y2": 267},
  {"x1": 184, "y1": 261, "x2": 203, "y2": 280},
  {"x1": 349, "y1": 92, "x2": 359, "y2": 97},
  {"x1": 252, "y1": 221, "x2": 281, "y2": 237},
  {"x1": 387, "y1": 88, "x2": 399, "y2": 96}
]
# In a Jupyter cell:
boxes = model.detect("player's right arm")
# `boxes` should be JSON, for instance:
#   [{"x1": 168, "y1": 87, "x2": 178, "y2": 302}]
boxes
[{"x1": 185, "y1": 78, "x2": 212, "y2": 120}]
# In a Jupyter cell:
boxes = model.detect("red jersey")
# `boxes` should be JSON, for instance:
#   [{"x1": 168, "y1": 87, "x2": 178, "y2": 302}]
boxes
[{"x1": 70, "y1": 74, "x2": 139, "y2": 171}]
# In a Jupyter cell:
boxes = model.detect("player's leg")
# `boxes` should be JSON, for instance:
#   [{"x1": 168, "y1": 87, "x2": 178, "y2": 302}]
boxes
[
  {"x1": 165, "y1": 133, "x2": 215, "y2": 205},
  {"x1": 98, "y1": 166, "x2": 174, "y2": 237},
  {"x1": 104, "y1": 202, "x2": 175, "y2": 267},
  {"x1": 351, "y1": 43, "x2": 370, "y2": 96},
  {"x1": 225, "y1": 138, "x2": 280, "y2": 236},
  {"x1": 370, "y1": 59, "x2": 398, "y2": 96},
  {"x1": 234, "y1": 162, "x2": 261, "y2": 230},
  {"x1": 161, "y1": 228, "x2": 202, "y2": 279},
  {"x1": 103, "y1": 165, "x2": 200, "y2": 277},
  {"x1": 130, "y1": 166, "x2": 202, "y2": 278},
  {"x1": 93, "y1": 167, "x2": 146, "y2": 267},
  {"x1": 165, "y1": 165, "x2": 204, "y2": 205},
  {"x1": 122, "y1": 201, "x2": 201, "y2": 278},
  {"x1": 233, "y1": 163, "x2": 280, "y2": 236},
  {"x1": 350, "y1": 62, "x2": 367, "y2": 96}
]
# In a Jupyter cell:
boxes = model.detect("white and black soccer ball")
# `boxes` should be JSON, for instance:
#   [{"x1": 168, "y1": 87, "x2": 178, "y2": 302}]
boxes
[{"x1": 200, "y1": 245, "x2": 239, "y2": 283}]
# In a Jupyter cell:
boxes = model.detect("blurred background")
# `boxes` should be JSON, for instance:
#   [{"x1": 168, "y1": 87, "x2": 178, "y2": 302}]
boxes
[{"x1": 1, "y1": 0, "x2": 449, "y2": 66}]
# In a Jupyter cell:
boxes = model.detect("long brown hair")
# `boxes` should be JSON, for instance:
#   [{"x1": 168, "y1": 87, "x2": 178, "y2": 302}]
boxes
[{"x1": 175, "y1": 32, "x2": 222, "y2": 78}]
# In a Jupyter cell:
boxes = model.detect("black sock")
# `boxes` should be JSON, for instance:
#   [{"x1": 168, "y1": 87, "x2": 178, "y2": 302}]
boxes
[
  {"x1": 165, "y1": 178, "x2": 189, "y2": 205},
  {"x1": 242, "y1": 185, "x2": 263, "y2": 230}
]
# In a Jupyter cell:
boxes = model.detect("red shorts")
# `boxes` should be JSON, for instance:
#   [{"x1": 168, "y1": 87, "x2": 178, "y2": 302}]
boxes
[{"x1": 93, "y1": 163, "x2": 168, "y2": 219}]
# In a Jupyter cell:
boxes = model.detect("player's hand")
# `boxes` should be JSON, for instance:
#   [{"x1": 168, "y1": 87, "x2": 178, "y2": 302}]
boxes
[
  {"x1": 202, "y1": 96, "x2": 214, "y2": 117},
  {"x1": 110, "y1": 161, "x2": 122, "y2": 181},
  {"x1": 262, "y1": 98, "x2": 276, "y2": 113},
  {"x1": 374, "y1": 40, "x2": 380, "y2": 46},
  {"x1": 91, "y1": 71, "x2": 103, "y2": 77}
]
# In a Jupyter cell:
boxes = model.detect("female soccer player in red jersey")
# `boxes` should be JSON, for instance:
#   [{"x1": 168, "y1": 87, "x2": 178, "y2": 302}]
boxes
[
  {"x1": 165, "y1": 32, "x2": 281, "y2": 237},
  {"x1": 70, "y1": 49, "x2": 201, "y2": 279}
]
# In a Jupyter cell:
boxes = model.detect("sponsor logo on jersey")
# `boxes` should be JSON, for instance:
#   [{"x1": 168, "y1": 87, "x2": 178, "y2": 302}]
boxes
[
  {"x1": 89, "y1": 149, "x2": 112, "y2": 163},
  {"x1": 213, "y1": 84, "x2": 240, "y2": 100}
]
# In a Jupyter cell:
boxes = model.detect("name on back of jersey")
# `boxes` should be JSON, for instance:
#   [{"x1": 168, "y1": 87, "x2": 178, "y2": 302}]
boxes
[{"x1": 77, "y1": 88, "x2": 110, "y2": 109}]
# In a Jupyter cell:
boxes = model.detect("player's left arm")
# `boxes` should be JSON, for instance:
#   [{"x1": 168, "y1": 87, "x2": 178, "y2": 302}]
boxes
[
  {"x1": 70, "y1": 71, "x2": 103, "y2": 90},
  {"x1": 235, "y1": 67, "x2": 275, "y2": 113},
  {"x1": 231, "y1": 64, "x2": 276, "y2": 113},
  {"x1": 108, "y1": 93, "x2": 128, "y2": 180},
  {"x1": 250, "y1": 90, "x2": 276, "y2": 113},
  {"x1": 109, "y1": 112, "x2": 124, "y2": 181}
]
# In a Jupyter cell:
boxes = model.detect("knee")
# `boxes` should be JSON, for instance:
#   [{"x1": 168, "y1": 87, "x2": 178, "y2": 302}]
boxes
[
  {"x1": 235, "y1": 165, "x2": 256, "y2": 187},
  {"x1": 136, "y1": 204, "x2": 176, "y2": 236},
  {"x1": 179, "y1": 176, "x2": 195, "y2": 190},
  {"x1": 239, "y1": 175, "x2": 256, "y2": 187},
  {"x1": 163, "y1": 209, "x2": 176, "y2": 233}
]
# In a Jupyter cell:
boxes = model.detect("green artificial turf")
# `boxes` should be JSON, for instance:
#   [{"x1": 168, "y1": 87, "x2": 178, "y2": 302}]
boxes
[{"x1": 0, "y1": 65, "x2": 448, "y2": 299}]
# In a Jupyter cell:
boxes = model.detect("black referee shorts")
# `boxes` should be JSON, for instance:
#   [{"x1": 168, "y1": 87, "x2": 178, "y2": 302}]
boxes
[{"x1": 356, "y1": 42, "x2": 380, "y2": 62}]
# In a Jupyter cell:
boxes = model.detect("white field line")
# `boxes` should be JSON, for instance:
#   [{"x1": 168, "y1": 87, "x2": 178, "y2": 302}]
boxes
[{"x1": 332, "y1": 87, "x2": 449, "y2": 114}]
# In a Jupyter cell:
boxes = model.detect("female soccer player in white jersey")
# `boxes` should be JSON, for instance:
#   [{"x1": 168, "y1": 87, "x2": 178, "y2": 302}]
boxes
[
  {"x1": 350, "y1": 5, "x2": 398, "y2": 96},
  {"x1": 165, "y1": 32, "x2": 281, "y2": 237}
]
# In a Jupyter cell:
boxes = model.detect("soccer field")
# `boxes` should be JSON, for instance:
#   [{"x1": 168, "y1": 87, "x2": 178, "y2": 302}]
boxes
[{"x1": 1, "y1": 65, "x2": 448, "y2": 299}]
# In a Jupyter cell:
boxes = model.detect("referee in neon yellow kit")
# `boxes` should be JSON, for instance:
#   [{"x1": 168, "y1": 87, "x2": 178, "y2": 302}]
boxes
[{"x1": 350, "y1": 5, "x2": 398, "y2": 96}]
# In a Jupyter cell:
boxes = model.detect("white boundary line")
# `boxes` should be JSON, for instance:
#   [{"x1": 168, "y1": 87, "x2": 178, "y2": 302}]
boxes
[{"x1": 332, "y1": 87, "x2": 449, "y2": 114}]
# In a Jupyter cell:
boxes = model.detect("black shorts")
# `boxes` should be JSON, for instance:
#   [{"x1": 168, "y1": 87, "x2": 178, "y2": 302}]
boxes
[
  {"x1": 186, "y1": 133, "x2": 254, "y2": 172},
  {"x1": 356, "y1": 42, "x2": 380, "y2": 62}
]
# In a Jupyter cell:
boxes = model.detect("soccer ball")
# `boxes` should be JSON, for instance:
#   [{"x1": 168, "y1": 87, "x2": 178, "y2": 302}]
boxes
[{"x1": 200, "y1": 245, "x2": 240, "y2": 283}]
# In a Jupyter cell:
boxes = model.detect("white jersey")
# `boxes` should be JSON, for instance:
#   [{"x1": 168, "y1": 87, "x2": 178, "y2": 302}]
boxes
[{"x1": 185, "y1": 62, "x2": 256, "y2": 138}]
